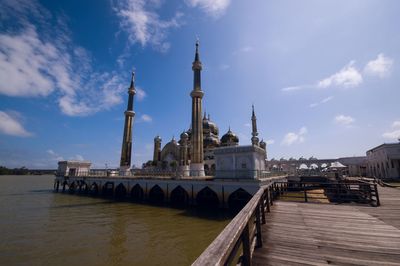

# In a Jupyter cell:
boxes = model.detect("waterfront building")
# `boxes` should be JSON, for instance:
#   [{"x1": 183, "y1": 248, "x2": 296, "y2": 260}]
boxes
[
  {"x1": 57, "y1": 161, "x2": 91, "y2": 176},
  {"x1": 366, "y1": 142, "x2": 400, "y2": 179}
]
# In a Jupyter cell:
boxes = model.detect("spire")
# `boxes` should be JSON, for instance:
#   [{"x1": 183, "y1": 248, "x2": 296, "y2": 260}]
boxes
[
  {"x1": 208, "y1": 114, "x2": 210, "y2": 120},
  {"x1": 251, "y1": 104, "x2": 259, "y2": 146},
  {"x1": 203, "y1": 111, "x2": 207, "y2": 120},
  {"x1": 130, "y1": 71, "x2": 135, "y2": 88},
  {"x1": 194, "y1": 39, "x2": 200, "y2": 62}
]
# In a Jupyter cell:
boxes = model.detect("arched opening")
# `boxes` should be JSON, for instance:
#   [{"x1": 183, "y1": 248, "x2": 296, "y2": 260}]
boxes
[
  {"x1": 211, "y1": 164, "x2": 216, "y2": 175},
  {"x1": 89, "y1": 183, "x2": 99, "y2": 196},
  {"x1": 115, "y1": 183, "x2": 127, "y2": 200},
  {"x1": 148, "y1": 185, "x2": 164, "y2": 204},
  {"x1": 79, "y1": 182, "x2": 88, "y2": 194},
  {"x1": 170, "y1": 186, "x2": 189, "y2": 208},
  {"x1": 68, "y1": 182, "x2": 76, "y2": 194},
  {"x1": 196, "y1": 187, "x2": 219, "y2": 209},
  {"x1": 130, "y1": 184, "x2": 144, "y2": 202},
  {"x1": 102, "y1": 182, "x2": 114, "y2": 197},
  {"x1": 204, "y1": 164, "x2": 210, "y2": 175},
  {"x1": 228, "y1": 188, "x2": 252, "y2": 212}
]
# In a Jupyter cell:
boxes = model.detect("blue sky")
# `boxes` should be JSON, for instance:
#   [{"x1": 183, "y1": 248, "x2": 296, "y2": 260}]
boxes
[{"x1": 0, "y1": 0, "x2": 399, "y2": 169}]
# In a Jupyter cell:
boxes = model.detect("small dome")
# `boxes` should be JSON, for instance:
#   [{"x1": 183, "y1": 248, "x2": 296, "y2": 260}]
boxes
[
  {"x1": 180, "y1": 133, "x2": 188, "y2": 140},
  {"x1": 154, "y1": 135, "x2": 161, "y2": 142},
  {"x1": 204, "y1": 135, "x2": 220, "y2": 148},
  {"x1": 220, "y1": 128, "x2": 239, "y2": 146}
]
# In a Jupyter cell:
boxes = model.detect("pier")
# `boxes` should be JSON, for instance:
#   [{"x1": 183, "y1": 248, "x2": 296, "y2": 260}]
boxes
[
  {"x1": 193, "y1": 180, "x2": 400, "y2": 265},
  {"x1": 53, "y1": 171, "x2": 287, "y2": 210}
]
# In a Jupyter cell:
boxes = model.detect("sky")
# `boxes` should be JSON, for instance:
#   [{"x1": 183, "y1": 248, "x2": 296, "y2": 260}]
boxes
[{"x1": 0, "y1": 0, "x2": 399, "y2": 169}]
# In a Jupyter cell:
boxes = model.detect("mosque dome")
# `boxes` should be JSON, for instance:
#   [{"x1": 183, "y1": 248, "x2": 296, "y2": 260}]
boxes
[
  {"x1": 220, "y1": 128, "x2": 239, "y2": 146},
  {"x1": 203, "y1": 113, "x2": 219, "y2": 136}
]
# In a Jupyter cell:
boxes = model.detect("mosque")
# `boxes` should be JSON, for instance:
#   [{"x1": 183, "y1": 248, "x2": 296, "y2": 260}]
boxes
[{"x1": 120, "y1": 41, "x2": 268, "y2": 178}]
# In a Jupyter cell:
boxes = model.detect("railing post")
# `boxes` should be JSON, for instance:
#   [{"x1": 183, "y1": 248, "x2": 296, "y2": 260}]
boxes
[
  {"x1": 242, "y1": 223, "x2": 251, "y2": 266},
  {"x1": 269, "y1": 186, "x2": 273, "y2": 206},
  {"x1": 374, "y1": 183, "x2": 380, "y2": 207},
  {"x1": 256, "y1": 204, "x2": 263, "y2": 248},
  {"x1": 303, "y1": 183, "x2": 308, "y2": 202},
  {"x1": 261, "y1": 194, "x2": 266, "y2": 223},
  {"x1": 266, "y1": 189, "x2": 271, "y2": 212}
]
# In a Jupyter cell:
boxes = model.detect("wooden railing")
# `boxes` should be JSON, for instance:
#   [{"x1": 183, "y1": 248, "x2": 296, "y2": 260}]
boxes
[{"x1": 192, "y1": 180, "x2": 281, "y2": 266}]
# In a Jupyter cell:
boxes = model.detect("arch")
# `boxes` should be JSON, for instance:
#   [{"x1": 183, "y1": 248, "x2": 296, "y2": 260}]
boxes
[
  {"x1": 148, "y1": 185, "x2": 165, "y2": 204},
  {"x1": 196, "y1": 187, "x2": 219, "y2": 209},
  {"x1": 68, "y1": 182, "x2": 76, "y2": 194},
  {"x1": 80, "y1": 182, "x2": 89, "y2": 194},
  {"x1": 170, "y1": 186, "x2": 189, "y2": 207},
  {"x1": 89, "y1": 183, "x2": 99, "y2": 196},
  {"x1": 228, "y1": 188, "x2": 252, "y2": 212},
  {"x1": 130, "y1": 184, "x2": 144, "y2": 202},
  {"x1": 115, "y1": 183, "x2": 127, "y2": 200},
  {"x1": 102, "y1": 182, "x2": 114, "y2": 197}
]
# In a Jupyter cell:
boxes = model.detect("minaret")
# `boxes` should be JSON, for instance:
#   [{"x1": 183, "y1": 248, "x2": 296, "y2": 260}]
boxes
[
  {"x1": 251, "y1": 105, "x2": 259, "y2": 146},
  {"x1": 120, "y1": 72, "x2": 136, "y2": 170},
  {"x1": 179, "y1": 131, "x2": 190, "y2": 176},
  {"x1": 153, "y1": 135, "x2": 162, "y2": 163},
  {"x1": 190, "y1": 40, "x2": 205, "y2": 176}
]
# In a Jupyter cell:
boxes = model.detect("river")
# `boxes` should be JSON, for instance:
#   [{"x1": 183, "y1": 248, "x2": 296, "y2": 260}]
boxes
[{"x1": 0, "y1": 175, "x2": 231, "y2": 265}]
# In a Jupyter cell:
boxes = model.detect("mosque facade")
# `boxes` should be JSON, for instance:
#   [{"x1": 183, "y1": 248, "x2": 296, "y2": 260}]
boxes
[{"x1": 145, "y1": 42, "x2": 268, "y2": 177}]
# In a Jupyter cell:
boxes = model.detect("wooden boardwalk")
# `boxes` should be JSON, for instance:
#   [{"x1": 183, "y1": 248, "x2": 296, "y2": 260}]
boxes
[{"x1": 252, "y1": 187, "x2": 400, "y2": 266}]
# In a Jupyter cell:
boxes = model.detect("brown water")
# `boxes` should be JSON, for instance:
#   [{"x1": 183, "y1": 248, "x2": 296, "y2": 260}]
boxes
[{"x1": 0, "y1": 175, "x2": 230, "y2": 266}]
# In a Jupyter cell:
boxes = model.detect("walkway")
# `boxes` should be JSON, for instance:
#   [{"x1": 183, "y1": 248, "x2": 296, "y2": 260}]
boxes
[{"x1": 252, "y1": 186, "x2": 400, "y2": 265}]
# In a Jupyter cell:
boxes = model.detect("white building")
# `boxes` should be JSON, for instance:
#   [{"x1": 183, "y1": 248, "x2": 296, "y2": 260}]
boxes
[
  {"x1": 214, "y1": 145, "x2": 266, "y2": 179},
  {"x1": 57, "y1": 161, "x2": 91, "y2": 176},
  {"x1": 366, "y1": 142, "x2": 400, "y2": 179}
]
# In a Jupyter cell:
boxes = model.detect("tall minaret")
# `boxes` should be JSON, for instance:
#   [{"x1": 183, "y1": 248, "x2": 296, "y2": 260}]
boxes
[
  {"x1": 120, "y1": 72, "x2": 136, "y2": 170},
  {"x1": 190, "y1": 40, "x2": 205, "y2": 176},
  {"x1": 153, "y1": 135, "x2": 162, "y2": 163},
  {"x1": 251, "y1": 105, "x2": 259, "y2": 146}
]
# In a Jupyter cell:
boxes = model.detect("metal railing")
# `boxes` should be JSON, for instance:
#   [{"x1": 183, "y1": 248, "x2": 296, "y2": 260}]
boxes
[
  {"x1": 56, "y1": 169, "x2": 288, "y2": 180},
  {"x1": 273, "y1": 180, "x2": 380, "y2": 207},
  {"x1": 192, "y1": 177, "x2": 285, "y2": 266}
]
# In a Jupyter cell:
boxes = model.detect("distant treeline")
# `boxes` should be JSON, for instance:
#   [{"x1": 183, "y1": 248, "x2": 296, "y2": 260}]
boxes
[{"x1": 0, "y1": 166, "x2": 56, "y2": 175}]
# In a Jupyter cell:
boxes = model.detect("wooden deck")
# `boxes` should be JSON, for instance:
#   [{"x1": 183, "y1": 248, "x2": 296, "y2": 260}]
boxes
[{"x1": 252, "y1": 186, "x2": 400, "y2": 266}]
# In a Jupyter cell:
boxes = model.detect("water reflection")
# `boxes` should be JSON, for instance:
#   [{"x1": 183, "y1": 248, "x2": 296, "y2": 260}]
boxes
[{"x1": 0, "y1": 175, "x2": 231, "y2": 266}]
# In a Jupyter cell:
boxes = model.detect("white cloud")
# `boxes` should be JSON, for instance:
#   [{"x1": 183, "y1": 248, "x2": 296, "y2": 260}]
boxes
[
  {"x1": 266, "y1": 139, "x2": 275, "y2": 145},
  {"x1": 281, "y1": 85, "x2": 307, "y2": 92},
  {"x1": 0, "y1": 24, "x2": 128, "y2": 116},
  {"x1": 70, "y1": 154, "x2": 84, "y2": 161},
  {"x1": 392, "y1": 121, "x2": 400, "y2": 128},
  {"x1": 136, "y1": 87, "x2": 146, "y2": 101},
  {"x1": 309, "y1": 96, "x2": 334, "y2": 108},
  {"x1": 186, "y1": 0, "x2": 230, "y2": 17},
  {"x1": 219, "y1": 64, "x2": 230, "y2": 70},
  {"x1": 334, "y1": 115, "x2": 355, "y2": 126},
  {"x1": 141, "y1": 114, "x2": 152, "y2": 122},
  {"x1": 382, "y1": 121, "x2": 400, "y2": 140},
  {"x1": 115, "y1": 0, "x2": 182, "y2": 52},
  {"x1": 244, "y1": 123, "x2": 251, "y2": 128},
  {"x1": 233, "y1": 46, "x2": 254, "y2": 55},
  {"x1": 0, "y1": 111, "x2": 32, "y2": 137},
  {"x1": 47, "y1": 149, "x2": 64, "y2": 161},
  {"x1": 318, "y1": 61, "x2": 363, "y2": 89},
  {"x1": 364, "y1": 53, "x2": 393, "y2": 78},
  {"x1": 281, "y1": 127, "x2": 307, "y2": 146}
]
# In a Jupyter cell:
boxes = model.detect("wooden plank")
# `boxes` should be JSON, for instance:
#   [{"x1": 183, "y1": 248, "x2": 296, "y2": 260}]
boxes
[{"x1": 252, "y1": 186, "x2": 400, "y2": 265}]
